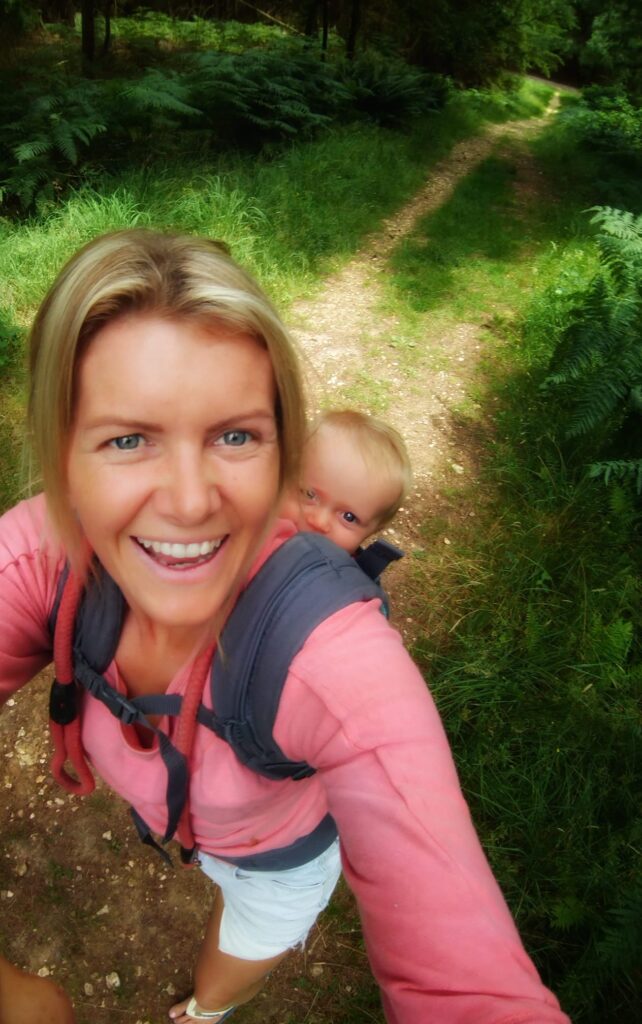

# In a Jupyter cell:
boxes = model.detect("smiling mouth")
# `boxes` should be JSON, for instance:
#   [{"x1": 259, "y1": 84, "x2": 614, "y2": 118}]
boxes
[{"x1": 134, "y1": 536, "x2": 225, "y2": 569}]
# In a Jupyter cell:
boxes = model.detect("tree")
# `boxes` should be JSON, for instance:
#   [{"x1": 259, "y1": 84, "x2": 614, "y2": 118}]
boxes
[
  {"x1": 81, "y1": 0, "x2": 95, "y2": 64},
  {"x1": 580, "y1": 1, "x2": 642, "y2": 99}
]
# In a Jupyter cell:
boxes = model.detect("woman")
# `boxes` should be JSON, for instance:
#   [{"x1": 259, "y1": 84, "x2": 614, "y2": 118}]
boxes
[{"x1": 0, "y1": 230, "x2": 570, "y2": 1024}]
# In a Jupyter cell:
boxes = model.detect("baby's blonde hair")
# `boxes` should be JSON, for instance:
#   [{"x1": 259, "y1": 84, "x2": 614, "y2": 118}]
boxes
[{"x1": 309, "y1": 410, "x2": 412, "y2": 527}]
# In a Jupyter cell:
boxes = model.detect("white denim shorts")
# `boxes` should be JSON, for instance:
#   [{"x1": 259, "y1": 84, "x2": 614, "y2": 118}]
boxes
[{"x1": 198, "y1": 838, "x2": 342, "y2": 961}]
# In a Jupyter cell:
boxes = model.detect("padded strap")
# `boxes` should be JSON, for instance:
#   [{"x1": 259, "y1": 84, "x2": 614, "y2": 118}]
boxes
[
  {"x1": 212, "y1": 532, "x2": 384, "y2": 779},
  {"x1": 354, "y1": 538, "x2": 404, "y2": 580}
]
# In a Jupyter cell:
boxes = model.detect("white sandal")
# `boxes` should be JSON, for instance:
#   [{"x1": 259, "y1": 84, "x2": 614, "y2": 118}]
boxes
[{"x1": 184, "y1": 996, "x2": 236, "y2": 1021}]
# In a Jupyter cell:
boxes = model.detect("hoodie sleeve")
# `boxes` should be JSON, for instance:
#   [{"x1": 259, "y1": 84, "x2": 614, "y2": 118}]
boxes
[
  {"x1": 274, "y1": 600, "x2": 571, "y2": 1024},
  {"x1": 0, "y1": 496, "x2": 63, "y2": 703}
]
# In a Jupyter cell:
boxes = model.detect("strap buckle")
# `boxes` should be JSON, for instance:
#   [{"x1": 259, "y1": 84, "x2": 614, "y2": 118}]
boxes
[{"x1": 86, "y1": 678, "x2": 139, "y2": 725}]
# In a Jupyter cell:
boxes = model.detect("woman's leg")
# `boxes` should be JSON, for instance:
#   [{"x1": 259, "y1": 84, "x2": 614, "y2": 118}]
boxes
[{"x1": 169, "y1": 888, "x2": 290, "y2": 1023}]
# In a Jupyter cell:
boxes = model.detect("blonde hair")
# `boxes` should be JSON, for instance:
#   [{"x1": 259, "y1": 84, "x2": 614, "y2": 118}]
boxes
[
  {"x1": 310, "y1": 409, "x2": 412, "y2": 527},
  {"x1": 28, "y1": 228, "x2": 305, "y2": 567}
]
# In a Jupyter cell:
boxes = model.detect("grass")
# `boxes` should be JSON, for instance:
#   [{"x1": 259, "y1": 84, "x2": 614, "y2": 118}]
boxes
[
  {"x1": 14, "y1": 60, "x2": 636, "y2": 1023},
  {"x1": 0, "y1": 77, "x2": 550, "y2": 510},
  {"x1": 378, "y1": 95, "x2": 642, "y2": 1024}
]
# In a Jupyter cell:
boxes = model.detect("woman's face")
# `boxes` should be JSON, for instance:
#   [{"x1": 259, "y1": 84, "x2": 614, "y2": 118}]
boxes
[{"x1": 66, "y1": 314, "x2": 280, "y2": 638}]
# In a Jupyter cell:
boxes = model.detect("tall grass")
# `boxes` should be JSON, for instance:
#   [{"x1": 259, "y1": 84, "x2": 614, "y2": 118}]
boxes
[
  {"x1": 0, "y1": 82, "x2": 539, "y2": 322},
  {"x1": 384, "y1": 99, "x2": 642, "y2": 1024}
]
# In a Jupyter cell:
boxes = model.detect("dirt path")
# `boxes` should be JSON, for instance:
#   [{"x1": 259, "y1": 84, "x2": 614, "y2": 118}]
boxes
[
  {"x1": 291, "y1": 93, "x2": 559, "y2": 567},
  {"x1": 0, "y1": 97, "x2": 559, "y2": 1024}
]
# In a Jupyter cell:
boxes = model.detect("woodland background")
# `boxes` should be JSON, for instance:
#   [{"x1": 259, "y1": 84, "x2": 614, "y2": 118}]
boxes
[{"x1": 0, "y1": 3, "x2": 641, "y2": 1023}]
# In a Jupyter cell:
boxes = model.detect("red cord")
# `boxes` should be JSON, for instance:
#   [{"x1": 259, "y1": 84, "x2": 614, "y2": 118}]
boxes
[
  {"x1": 50, "y1": 570, "x2": 95, "y2": 796},
  {"x1": 51, "y1": 568, "x2": 213, "y2": 853},
  {"x1": 174, "y1": 643, "x2": 215, "y2": 855}
]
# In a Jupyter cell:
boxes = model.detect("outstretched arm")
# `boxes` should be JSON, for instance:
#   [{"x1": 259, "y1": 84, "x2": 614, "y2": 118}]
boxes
[
  {"x1": 0, "y1": 496, "x2": 63, "y2": 706},
  {"x1": 275, "y1": 600, "x2": 571, "y2": 1024}
]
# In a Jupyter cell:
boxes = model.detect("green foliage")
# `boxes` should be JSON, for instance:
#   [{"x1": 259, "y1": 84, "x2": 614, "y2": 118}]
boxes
[
  {"x1": 388, "y1": 0, "x2": 576, "y2": 86},
  {"x1": 562, "y1": 87, "x2": 642, "y2": 164},
  {"x1": 112, "y1": 11, "x2": 289, "y2": 54},
  {"x1": 0, "y1": 81, "x2": 106, "y2": 209},
  {"x1": 1, "y1": 22, "x2": 455, "y2": 211},
  {"x1": 121, "y1": 68, "x2": 201, "y2": 121},
  {"x1": 412, "y1": 393, "x2": 642, "y2": 1024},
  {"x1": 580, "y1": 1, "x2": 642, "y2": 103},
  {"x1": 541, "y1": 207, "x2": 642, "y2": 487},
  {"x1": 340, "y1": 54, "x2": 450, "y2": 125},
  {"x1": 183, "y1": 47, "x2": 347, "y2": 143},
  {"x1": 519, "y1": 0, "x2": 576, "y2": 77},
  {"x1": 0, "y1": 309, "x2": 23, "y2": 373},
  {"x1": 0, "y1": 0, "x2": 37, "y2": 37}
]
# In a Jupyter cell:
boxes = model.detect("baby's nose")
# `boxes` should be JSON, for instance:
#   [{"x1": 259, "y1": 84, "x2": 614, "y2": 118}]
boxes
[{"x1": 305, "y1": 505, "x2": 331, "y2": 534}]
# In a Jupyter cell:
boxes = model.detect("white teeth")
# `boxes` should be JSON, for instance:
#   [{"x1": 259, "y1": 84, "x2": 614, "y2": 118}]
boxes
[{"x1": 137, "y1": 538, "x2": 222, "y2": 557}]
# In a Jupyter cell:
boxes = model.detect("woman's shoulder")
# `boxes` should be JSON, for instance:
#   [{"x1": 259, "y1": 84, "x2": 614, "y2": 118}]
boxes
[
  {"x1": 275, "y1": 599, "x2": 443, "y2": 756},
  {"x1": 0, "y1": 493, "x2": 61, "y2": 570}
]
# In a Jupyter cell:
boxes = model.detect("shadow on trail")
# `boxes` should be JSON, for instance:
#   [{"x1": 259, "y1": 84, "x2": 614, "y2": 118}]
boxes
[{"x1": 387, "y1": 147, "x2": 563, "y2": 315}]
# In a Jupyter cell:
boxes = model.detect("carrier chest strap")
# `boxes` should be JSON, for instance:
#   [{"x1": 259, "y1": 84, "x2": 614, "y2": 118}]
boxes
[
  {"x1": 73, "y1": 650, "x2": 190, "y2": 843},
  {"x1": 50, "y1": 533, "x2": 402, "y2": 862}
]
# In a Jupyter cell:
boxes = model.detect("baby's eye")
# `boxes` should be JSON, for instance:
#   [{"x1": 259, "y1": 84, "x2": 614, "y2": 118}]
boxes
[
  {"x1": 110, "y1": 434, "x2": 144, "y2": 451},
  {"x1": 342, "y1": 511, "x2": 360, "y2": 525},
  {"x1": 301, "y1": 487, "x2": 317, "y2": 502},
  {"x1": 219, "y1": 429, "x2": 252, "y2": 446}
]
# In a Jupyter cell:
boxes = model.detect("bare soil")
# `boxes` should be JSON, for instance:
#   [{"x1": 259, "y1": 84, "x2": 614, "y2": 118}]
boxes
[{"x1": 0, "y1": 96, "x2": 558, "y2": 1024}]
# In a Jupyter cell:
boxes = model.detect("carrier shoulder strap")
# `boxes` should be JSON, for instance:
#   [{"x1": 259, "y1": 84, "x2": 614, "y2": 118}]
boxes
[
  {"x1": 48, "y1": 562, "x2": 126, "y2": 674},
  {"x1": 209, "y1": 532, "x2": 386, "y2": 780},
  {"x1": 354, "y1": 538, "x2": 404, "y2": 581},
  {"x1": 50, "y1": 534, "x2": 400, "y2": 785}
]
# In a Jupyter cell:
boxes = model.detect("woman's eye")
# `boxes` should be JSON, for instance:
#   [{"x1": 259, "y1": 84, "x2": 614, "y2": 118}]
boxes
[
  {"x1": 110, "y1": 434, "x2": 143, "y2": 451},
  {"x1": 342, "y1": 511, "x2": 359, "y2": 524},
  {"x1": 220, "y1": 429, "x2": 251, "y2": 446}
]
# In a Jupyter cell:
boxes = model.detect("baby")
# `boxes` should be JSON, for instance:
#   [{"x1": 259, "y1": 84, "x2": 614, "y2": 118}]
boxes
[{"x1": 281, "y1": 410, "x2": 412, "y2": 554}]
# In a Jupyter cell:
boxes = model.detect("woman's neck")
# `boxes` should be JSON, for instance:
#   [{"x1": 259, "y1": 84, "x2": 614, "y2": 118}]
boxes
[{"x1": 116, "y1": 612, "x2": 214, "y2": 698}]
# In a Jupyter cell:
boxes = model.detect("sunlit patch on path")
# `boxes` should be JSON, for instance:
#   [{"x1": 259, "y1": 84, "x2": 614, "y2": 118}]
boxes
[{"x1": 290, "y1": 92, "x2": 561, "y2": 560}]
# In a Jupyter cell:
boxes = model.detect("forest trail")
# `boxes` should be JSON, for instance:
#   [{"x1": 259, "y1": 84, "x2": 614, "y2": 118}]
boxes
[
  {"x1": 0, "y1": 93, "x2": 561, "y2": 1024},
  {"x1": 290, "y1": 92, "x2": 560, "y2": 590}
]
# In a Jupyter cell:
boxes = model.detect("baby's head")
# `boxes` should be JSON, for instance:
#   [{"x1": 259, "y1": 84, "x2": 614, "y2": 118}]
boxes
[{"x1": 282, "y1": 410, "x2": 412, "y2": 554}]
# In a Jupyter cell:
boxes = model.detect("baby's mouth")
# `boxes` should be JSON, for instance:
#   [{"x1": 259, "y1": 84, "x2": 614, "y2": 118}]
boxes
[{"x1": 134, "y1": 537, "x2": 225, "y2": 569}]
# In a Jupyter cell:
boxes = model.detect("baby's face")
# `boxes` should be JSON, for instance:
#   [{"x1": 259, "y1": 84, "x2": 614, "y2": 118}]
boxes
[{"x1": 282, "y1": 427, "x2": 399, "y2": 554}]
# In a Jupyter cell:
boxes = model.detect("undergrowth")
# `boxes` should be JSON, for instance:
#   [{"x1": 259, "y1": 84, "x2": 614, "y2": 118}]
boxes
[
  {"x1": 0, "y1": 24, "x2": 449, "y2": 212},
  {"x1": 389, "y1": 96, "x2": 642, "y2": 1024}
]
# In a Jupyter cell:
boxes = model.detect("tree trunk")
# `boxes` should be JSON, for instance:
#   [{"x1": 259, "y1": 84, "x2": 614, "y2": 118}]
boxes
[
  {"x1": 81, "y1": 0, "x2": 96, "y2": 65},
  {"x1": 321, "y1": 0, "x2": 329, "y2": 58},
  {"x1": 346, "y1": 0, "x2": 360, "y2": 60},
  {"x1": 102, "y1": 0, "x2": 112, "y2": 56},
  {"x1": 304, "y1": 0, "x2": 318, "y2": 37},
  {"x1": 41, "y1": 1, "x2": 75, "y2": 25}
]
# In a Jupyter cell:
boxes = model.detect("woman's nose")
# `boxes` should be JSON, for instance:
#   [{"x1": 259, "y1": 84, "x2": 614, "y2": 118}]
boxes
[{"x1": 160, "y1": 449, "x2": 221, "y2": 524}]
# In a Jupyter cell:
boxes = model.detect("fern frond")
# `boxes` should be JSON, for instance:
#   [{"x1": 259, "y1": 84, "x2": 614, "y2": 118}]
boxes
[
  {"x1": 590, "y1": 206, "x2": 642, "y2": 242},
  {"x1": 122, "y1": 71, "x2": 201, "y2": 118},
  {"x1": 13, "y1": 137, "x2": 52, "y2": 162},
  {"x1": 588, "y1": 459, "x2": 642, "y2": 492}
]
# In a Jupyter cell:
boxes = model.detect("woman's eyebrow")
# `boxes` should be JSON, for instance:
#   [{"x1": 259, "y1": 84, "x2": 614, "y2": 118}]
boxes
[
  {"x1": 81, "y1": 409, "x2": 277, "y2": 432},
  {"x1": 79, "y1": 416, "x2": 162, "y2": 432}
]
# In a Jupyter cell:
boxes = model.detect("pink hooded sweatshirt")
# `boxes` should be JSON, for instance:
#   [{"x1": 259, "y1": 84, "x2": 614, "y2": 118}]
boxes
[{"x1": 0, "y1": 495, "x2": 571, "y2": 1024}]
